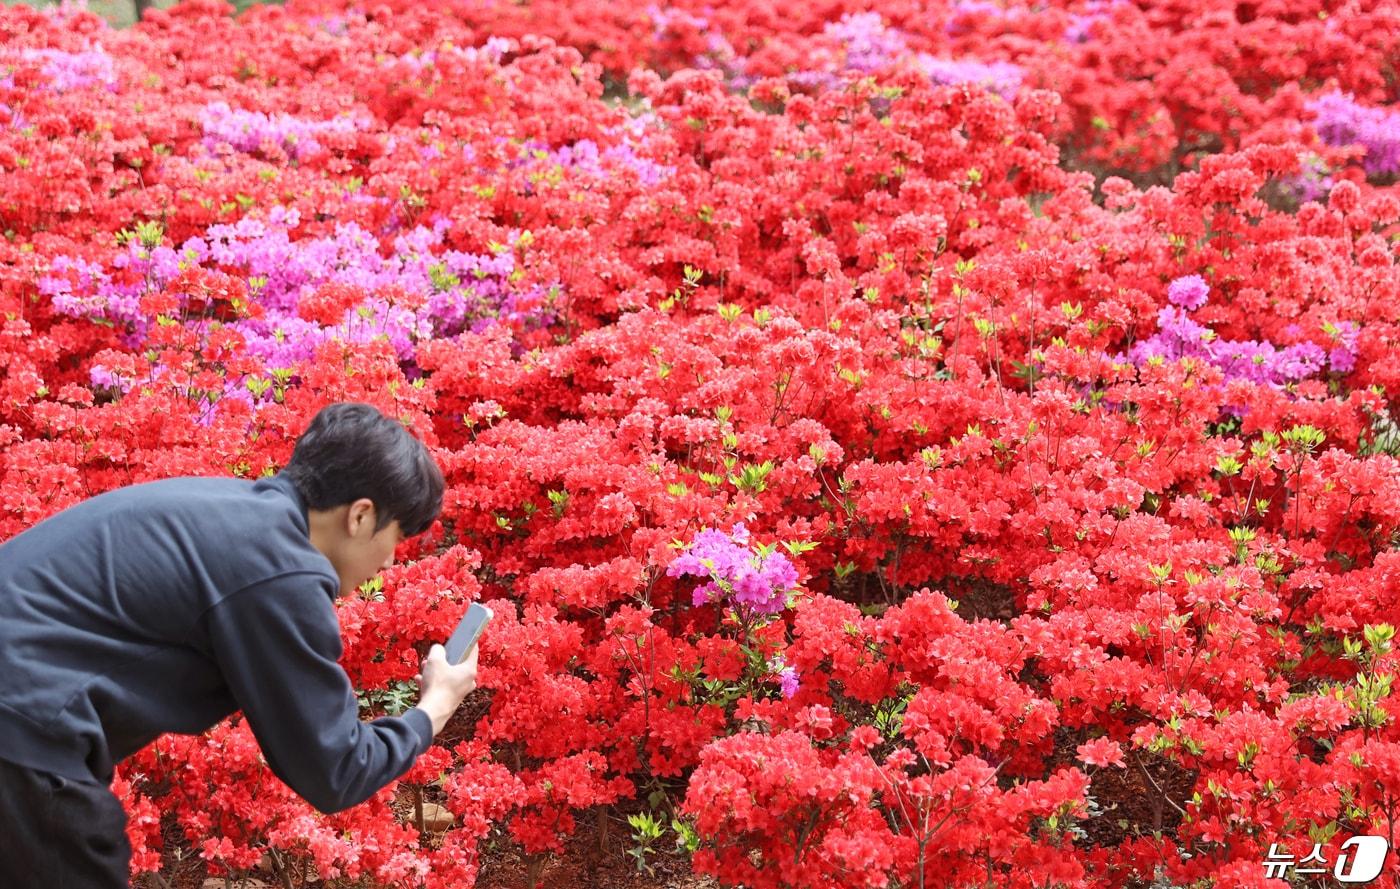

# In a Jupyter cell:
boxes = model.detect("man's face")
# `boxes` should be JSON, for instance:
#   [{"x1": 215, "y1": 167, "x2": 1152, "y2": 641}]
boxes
[
  {"x1": 306, "y1": 498, "x2": 408, "y2": 596},
  {"x1": 341, "y1": 510, "x2": 404, "y2": 595}
]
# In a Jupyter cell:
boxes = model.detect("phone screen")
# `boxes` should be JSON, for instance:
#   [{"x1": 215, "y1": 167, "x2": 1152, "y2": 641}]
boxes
[{"x1": 445, "y1": 603, "x2": 492, "y2": 665}]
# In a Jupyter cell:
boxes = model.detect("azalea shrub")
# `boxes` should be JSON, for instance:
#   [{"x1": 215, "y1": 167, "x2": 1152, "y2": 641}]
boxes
[{"x1": 2, "y1": 0, "x2": 1400, "y2": 887}]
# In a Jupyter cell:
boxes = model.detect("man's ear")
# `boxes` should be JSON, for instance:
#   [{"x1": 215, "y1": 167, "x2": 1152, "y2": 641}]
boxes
[{"x1": 345, "y1": 498, "x2": 378, "y2": 537}]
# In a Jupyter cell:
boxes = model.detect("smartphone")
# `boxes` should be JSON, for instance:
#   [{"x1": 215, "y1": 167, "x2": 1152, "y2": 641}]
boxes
[{"x1": 444, "y1": 602, "x2": 493, "y2": 665}]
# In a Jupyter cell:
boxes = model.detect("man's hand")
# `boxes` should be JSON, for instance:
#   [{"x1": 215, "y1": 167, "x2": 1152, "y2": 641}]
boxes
[{"x1": 412, "y1": 643, "x2": 478, "y2": 736}]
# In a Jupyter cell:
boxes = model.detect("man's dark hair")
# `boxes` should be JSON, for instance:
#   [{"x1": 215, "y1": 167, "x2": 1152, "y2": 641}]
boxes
[{"x1": 283, "y1": 403, "x2": 444, "y2": 537}]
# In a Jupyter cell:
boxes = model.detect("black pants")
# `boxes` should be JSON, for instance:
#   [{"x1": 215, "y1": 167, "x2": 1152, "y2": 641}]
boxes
[{"x1": 0, "y1": 757, "x2": 130, "y2": 888}]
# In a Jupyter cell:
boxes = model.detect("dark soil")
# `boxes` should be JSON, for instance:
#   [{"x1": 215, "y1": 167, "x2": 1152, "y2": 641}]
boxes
[
  {"x1": 139, "y1": 796, "x2": 716, "y2": 889},
  {"x1": 474, "y1": 810, "x2": 716, "y2": 889}
]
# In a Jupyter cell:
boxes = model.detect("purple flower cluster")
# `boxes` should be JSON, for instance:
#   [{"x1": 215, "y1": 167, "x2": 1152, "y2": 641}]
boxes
[
  {"x1": 1124, "y1": 275, "x2": 1359, "y2": 389},
  {"x1": 824, "y1": 12, "x2": 909, "y2": 74},
  {"x1": 532, "y1": 132, "x2": 673, "y2": 189},
  {"x1": 660, "y1": 9, "x2": 1022, "y2": 101},
  {"x1": 693, "y1": 37, "x2": 752, "y2": 89},
  {"x1": 1308, "y1": 92, "x2": 1400, "y2": 179},
  {"x1": 40, "y1": 256, "x2": 134, "y2": 323},
  {"x1": 820, "y1": 14, "x2": 1025, "y2": 99},
  {"x1": 917, "y1": 54, "x2": 1024, "y2": 100},
  {"x1": 200, "y1": 101, "x2": 366, "y2": 161},
  {"x1": 1167, "y1": 274, "x2": 1209, "y2": 311},
  {"x1": 769, "y1": 657, "x2": 800, "y2": 699},
  {"x1": 1312, "y1": 320, "x2": 1360, "y2": 374},
  {"x1": 1281, "y1": 152, "x2": 1336, "y2": 203},
  {"x1": 667, "y1": 524, "x2": 800, "y2": 618},
  {"x1": 88, "y1": 364, "x2": 131, "y2": 393},
  {"x1": 40, "y1": 207, "x2": 555, "y2": 403},
  {"x1": 17, "y1": 47, "x2": 116, "y2": 92}
]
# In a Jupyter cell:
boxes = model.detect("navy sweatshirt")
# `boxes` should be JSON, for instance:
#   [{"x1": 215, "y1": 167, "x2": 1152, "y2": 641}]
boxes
[{"x1": 0, "y1": 473, "x2": 433, "y2": 813}]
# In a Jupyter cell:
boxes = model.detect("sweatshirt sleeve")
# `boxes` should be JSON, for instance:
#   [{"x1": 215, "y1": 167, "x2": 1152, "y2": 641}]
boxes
[{"x1": 202, "y1": 574, "x2": 435, "y2": 814}]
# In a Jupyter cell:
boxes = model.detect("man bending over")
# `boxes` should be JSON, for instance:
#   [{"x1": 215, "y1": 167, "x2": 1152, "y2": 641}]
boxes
[{"x1": 0, "y1": 402, "x2": 479, "y2": 887}]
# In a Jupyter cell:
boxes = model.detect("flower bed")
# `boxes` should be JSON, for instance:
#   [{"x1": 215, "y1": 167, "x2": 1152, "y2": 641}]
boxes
[{"x1": 2, "y1": 0, "x2": 1399, "y2": 886}]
